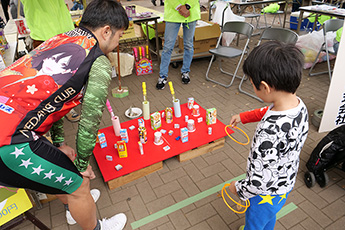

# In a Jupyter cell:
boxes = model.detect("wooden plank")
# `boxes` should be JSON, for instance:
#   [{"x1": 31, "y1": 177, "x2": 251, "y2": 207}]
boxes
[
  {"x1": 39, "y1": 194, "x2": 57, "y2": 204},
  {"x1": 177, "y1": 137, "x2": 225, "y2": 162},
  {"x1": 107, "y1": 161, "x2": 163, "y2": 190}
]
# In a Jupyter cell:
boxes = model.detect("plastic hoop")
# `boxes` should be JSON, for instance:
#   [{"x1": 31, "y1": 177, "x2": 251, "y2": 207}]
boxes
[
  {"x1": 225, "y1": 125, "x2": 250, "y2": 146},
  {"x1": 221, "y1": 183, "x2": 250, "y2": 214}
]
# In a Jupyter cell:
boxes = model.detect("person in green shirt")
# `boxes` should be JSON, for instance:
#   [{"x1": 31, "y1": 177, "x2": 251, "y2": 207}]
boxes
[
  {"x1": 156, "y1": 0, "x2": 200, "y2": 89},
  {"x1": 21, "y1": 0, "x2": 75, "y2": 48},
  {"x1": 0, "y1": 1, "x2": 129, "y2": 229}
]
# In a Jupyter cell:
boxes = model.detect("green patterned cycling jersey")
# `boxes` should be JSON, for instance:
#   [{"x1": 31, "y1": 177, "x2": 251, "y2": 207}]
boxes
[{"x1": 50, "y1": 55, "x2": 112, "y2": 172}]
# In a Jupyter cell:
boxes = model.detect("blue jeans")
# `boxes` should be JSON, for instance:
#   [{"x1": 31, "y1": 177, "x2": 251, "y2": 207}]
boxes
[
  {"x1": 71, "y1": 2, "x2": 84, "y2": 11},
  {"x1": 244, "y1": 192, "x2": 290, "y2": 230},
  {"x1": 333, "y1": 41, "x2": 339, "y2": 55},
  {"x1": 159, "y1": 21, "x2": 196, "y2": 78}
]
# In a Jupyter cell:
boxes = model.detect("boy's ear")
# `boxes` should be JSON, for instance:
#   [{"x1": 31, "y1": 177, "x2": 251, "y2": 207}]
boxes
[{"x1": 260, "y1": 81, "x2": 271, "y2": 94}]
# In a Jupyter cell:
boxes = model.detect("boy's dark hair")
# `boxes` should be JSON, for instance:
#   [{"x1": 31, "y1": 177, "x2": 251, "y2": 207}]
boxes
[
  {"x1": 79, "y1": 0, "x2": 129, "y2": 33},
  {"x1": 243, "y1": 41, "x2": 304, "y2": 94}
]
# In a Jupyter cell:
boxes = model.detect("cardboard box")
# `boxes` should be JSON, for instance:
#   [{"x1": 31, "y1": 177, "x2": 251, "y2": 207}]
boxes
[
  {"x1": 206, "y1": 108, "x2": 217, "y2": 125},
  {"x1": 133, "y1": 45, "x2": 153, "y2": 76},
  {"x1": 154, "y1": 21, "x2": 165, "y2": 34},
  {"x1": 178, "y1": 20, "x2": 220, "y2": 54},
  {"x1": 121, "y1": 20, "x2": 136, "y2": 40},
  {"x1": 150, "y1": 112, "x2": 162, "y2": 130},
  {"x1": 134, "y1": 23, "x2": 145, "y2": 38},
  {"x1": 117, "y1": 140, "x2": 128, "y2": 158},
  {"x1": 200, "y1": 10, "x2": 209, "y2": 21},
  {"x1": 178, "y1": 36, "x2": 218, "y2": 54},
  {"x1": 135, "y1": 58, "x2": 153, "y2": 76},
  {"x1": 180, "y1": 127, "x2": 189, "y2": 143}
]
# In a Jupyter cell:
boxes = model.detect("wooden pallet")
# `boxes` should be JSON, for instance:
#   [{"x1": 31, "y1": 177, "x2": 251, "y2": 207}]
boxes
[
  {"x1": 107, "y1": 161, "x2": 163, "y2": 190},
  {"x1": 106, "y1": 137, "x2": 225, "y2": 190},
  {"x1": 177, "y1": 137, "x2": 225, "y2": 162}
]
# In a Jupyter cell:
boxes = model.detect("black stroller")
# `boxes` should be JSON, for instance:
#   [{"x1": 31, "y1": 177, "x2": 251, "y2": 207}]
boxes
[{"x1": 304, "y1": 125, "x2": 345, "y2": 188}]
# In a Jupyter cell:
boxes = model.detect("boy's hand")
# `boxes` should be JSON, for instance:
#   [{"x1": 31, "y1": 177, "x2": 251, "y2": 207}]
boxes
[
  {"x1": 229, "y1": 181, "x2": 238, "y2": 196},
  {"x1": 229, "y1": 114, "x2": 241, "y2": 127}
]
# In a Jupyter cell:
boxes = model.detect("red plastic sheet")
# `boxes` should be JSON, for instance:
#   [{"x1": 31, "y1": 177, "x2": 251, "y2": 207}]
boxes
[{"x1": 93, "y1": 103, "x2": 231, "y2": 182}]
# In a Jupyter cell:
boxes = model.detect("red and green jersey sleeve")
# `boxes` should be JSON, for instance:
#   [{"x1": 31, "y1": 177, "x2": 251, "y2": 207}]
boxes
[{"x1": 74, "y1": 55, "x2": 112, "y2": 172}]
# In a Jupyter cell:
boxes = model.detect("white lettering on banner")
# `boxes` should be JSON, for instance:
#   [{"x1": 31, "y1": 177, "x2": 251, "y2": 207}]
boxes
[
  {"x1": 0, "y1": 203, "x2": 18, "y2": 218},
  {"x1": 0, "y1": 103, "x2": 14, "y2": 114},
  {"x1": 335, "y1": 93, "x2": 345, "y2": 125}
]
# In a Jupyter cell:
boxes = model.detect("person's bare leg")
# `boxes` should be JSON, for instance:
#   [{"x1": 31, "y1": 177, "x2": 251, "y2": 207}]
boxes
[
  {"x1": 56, "y1": 194, "x2": 68, "y2": 204},
  {"x1": 67, "y1": 178, "x2": 97, "y2": 230}
]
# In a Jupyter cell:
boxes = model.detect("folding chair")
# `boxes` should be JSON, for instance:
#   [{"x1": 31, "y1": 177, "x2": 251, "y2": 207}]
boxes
[
  {"x1": 308, "y1": 19, "x2": 344, "y2": 81},
  {"x1": 262, "y1": 3, "x2": 284, "y2": 28},
  {"x1": 263, "y1": 10, "x2": 284, "y2": 28},
  {"x1": 257, "y1": 27, "x2": 298, "y2": 45},
  {"x1": 206, "y1": 21, "x2": 254, "y2": 88},
  {"x1": 240, "y1": 5, "x2": 261, "y2": 29},
  {"x1": 239, "y1": 28, "x2": 298, "y2": 101}
]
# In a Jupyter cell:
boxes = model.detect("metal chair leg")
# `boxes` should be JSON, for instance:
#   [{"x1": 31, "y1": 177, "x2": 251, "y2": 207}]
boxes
[
  {"x1": 205, "y1": 55, "x2": 215, "y2": 81},
  {"x1": 206, "y1": 54, "x2": 236, "y2": 87},
  {"x1": 238, "y1": 75, "x2": 263, "y2": 102},
  {"x1": 309, "y1": 45, "x2": 322, "y2": 76},
  {"x1": 206, "y1": 54, "x2": 243, "y2": 88},
  {"x1": 262, "y1": 13, "x2": 272, "y2": 29},
  {"x1": 309, "y1": 43, "x2": 332, "y2": 77},
  {"x1": 278, "y1": 13, "x2": 282, "y2": 27},
  {"x1": 325, "y1": 49, "x2": 332, "y2": 81},
  {"x1": 272, "y1": 12, "x2": 283, "y2": 28}
]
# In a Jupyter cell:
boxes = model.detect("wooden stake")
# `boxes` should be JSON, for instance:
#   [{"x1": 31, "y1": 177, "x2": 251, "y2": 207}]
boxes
[
  {"x1": 117, "y1": 45, "x2": 122, "y2": 91},
  {"x1": 17, "y1": 0, "x2": 21, "y2": 19}
]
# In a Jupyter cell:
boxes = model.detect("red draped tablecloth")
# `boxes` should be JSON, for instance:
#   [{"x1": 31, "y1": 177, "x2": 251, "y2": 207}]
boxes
[{"x1": 93, "y1": 102, "x2": 231, "y2": 182}]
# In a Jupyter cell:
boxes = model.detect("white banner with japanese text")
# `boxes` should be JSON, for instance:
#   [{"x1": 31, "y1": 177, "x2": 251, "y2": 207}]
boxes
[{"x1": 319, "y1": 21, "x2": 345, "y2": 133}]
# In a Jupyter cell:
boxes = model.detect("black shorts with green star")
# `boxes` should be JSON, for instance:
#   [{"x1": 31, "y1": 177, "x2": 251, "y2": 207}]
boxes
[{"x1": 0, "y1": 137, "x2": 83, "y2": 194}]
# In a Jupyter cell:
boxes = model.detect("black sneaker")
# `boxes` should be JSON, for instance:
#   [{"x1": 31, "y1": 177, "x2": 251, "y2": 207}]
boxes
[
  {"x1": 151, "y1": 0, "x2": 156, "y2": 6},
  {"x1": 181, "y1": 72, "x2": 190, "y2": 84},
  {"x1": 156, "y1": 77, "x2": 167, "y2": 90}
]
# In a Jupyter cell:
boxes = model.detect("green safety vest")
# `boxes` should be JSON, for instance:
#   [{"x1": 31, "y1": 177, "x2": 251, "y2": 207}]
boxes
[
  {"x1": 21, "y1": 0, "x2": 75, "y2": 41},
  {"x1": 336, "y1": 27, "x2": 343, "y2": 42},
  {"x1": 164, "y1": 0, "x2": 200, "y2": 23}
]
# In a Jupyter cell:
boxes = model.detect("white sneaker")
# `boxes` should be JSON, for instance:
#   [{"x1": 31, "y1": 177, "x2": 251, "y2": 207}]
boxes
[
  {"x1": 99, "y1": 213, "x2": 127, "y2": 230},
  {"x1": 90, "y1": 188, "x2": 101, "y2": 202},
  {"x1": 66, "y1": 189, "x2": 101, "y2": 225}
]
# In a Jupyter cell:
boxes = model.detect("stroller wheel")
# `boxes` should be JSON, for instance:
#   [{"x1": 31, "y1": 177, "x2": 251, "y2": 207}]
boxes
[
  {"x1": 304, "y1": 171, "x2": 316, "y2": 188},
  {"x1": 316, "y1": 172, "x2": 329, "y2": 188}
]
